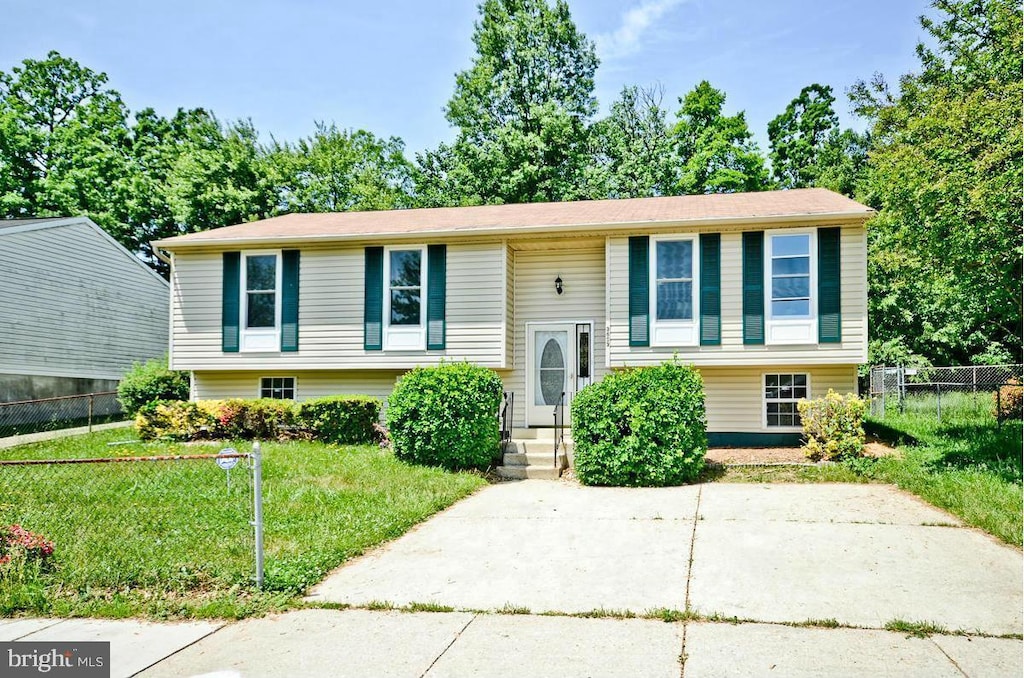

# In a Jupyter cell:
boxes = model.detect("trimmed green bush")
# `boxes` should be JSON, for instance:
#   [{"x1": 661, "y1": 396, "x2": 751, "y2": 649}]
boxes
[
  {"x1": 798, "y1": 389, "x2": 867, "y2": 461},
  {"x1": 211, "y1": 399, "x2": 297, "y2": 440},
  {"x1": 117, "y1": 357, "x2": 190, "y2": 416},
  {"x1": 571, "y1": 361, "x2": 707, "y2": 486},
  {"x1": 135, "y1": 400, "x2": 215, "y2": 441},
  {"x1": 386, "y1": 363, "x2": 503, "y2": 470},
  {"x1": 297, "y1": 396, "x2": 381, "y2": 444}
]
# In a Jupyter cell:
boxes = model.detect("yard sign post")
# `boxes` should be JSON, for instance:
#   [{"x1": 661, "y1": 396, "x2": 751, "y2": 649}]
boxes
[{"x1": 253, "y1": 441, "x2": 264, "y2": 589}]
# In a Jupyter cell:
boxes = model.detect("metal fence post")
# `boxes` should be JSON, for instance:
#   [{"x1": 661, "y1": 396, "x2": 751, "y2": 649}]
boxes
[
  {"x1": 936, "y1": 383, "x2": 942, "y2": 423},
  {"x1": 88, "y1": 394, "x2": 94, "y2": 433},
  {"x1": 252, "y1": 441, "x2": 264, "y2": 589}
]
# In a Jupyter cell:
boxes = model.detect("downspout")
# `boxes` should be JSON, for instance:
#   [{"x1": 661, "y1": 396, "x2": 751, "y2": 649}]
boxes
[{"x1": 151, "y1": 244, "x2": 172, "y2": 266}]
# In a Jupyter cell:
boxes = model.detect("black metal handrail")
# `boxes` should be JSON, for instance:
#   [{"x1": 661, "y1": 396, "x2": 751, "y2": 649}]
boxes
[
  {"x1": 553, "y1": 391, "x2": 565, "y2": 468},
  {"x1": 500, "y1": 391, "x2": 514, "y2": 455}
]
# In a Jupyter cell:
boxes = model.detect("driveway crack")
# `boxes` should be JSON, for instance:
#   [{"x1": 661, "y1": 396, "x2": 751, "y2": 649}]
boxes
[
  {"x1": 680, "y1": 483, "x2": 703, "y2": 677},
  {"x1": 420, "y1": 613, "x2": 477, "y2": 677}
]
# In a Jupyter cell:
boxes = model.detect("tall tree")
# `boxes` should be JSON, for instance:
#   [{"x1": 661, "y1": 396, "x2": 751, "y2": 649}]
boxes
[
  {"x1": 0, "y1": 51, "x2": 132, "y2": 242},
  {"x1": 164, "y1": 113, "x2": 275, "y2": 234},
  {"x1": 587, "y1": 84, "x2": 679, "y2": 198},
  {"x1": 268, "y1": 123, "x2": 413, "y2": 213},
  {"x1": 672, "y1": 81, "x2": 769, "y2": 194},
  {"x1": 852, "y1": 0, "x2": 1022, "y2": 364},
  {"x1": 767, "y1": 84, "x2": 839, "y2": 189},
  {"x1": 419, "y1": 0, "x2": 599, "y2": 205}
]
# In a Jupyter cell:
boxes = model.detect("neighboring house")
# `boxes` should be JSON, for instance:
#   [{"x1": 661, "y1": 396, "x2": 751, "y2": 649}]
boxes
[
  {"x1": 0, "y1": 217, "x2": 169, "y2": 402},
  {"x1": 154, "y1": 188, "x2": 871, "y2": 446}
]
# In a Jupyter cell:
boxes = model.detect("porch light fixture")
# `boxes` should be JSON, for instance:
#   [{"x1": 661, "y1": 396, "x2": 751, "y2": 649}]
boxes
[{"x1": 555, "y1": 275, "x2": 563, "y2": 295}]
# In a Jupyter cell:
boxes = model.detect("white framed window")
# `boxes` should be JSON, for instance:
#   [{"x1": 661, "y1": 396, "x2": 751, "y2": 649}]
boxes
[
  {"x1": 764, "y1": 373, "x2": 809, "y2": 428},
  {"x1": 384, "y1": 245, "x2": 427, "y2": 350},
  {"x1": 765, "y1": 230, "x2": 816, "y2": 345},
  {"x1": 241, "y1": 251, "x2": 281, "y2": 352},
  {"x1": 259, "y1": 376, "x2": 296, "y2": 400},
  {"x1": 650, "y1": 235, "x2": 699, "y2": 347}
]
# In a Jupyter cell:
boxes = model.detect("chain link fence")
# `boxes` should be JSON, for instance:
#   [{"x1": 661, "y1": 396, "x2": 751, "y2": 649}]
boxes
[
  {"x1": 868, "y1": 364, "x2": 1023, "y2": 423},
  {"x1": 0, "y1": 391, "x2": 124, "y2": 438},
  {"x1": 0, "y1": 445, "x2": 264, "y2": 594}
]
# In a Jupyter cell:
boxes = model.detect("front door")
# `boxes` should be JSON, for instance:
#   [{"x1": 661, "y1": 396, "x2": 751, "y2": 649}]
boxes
[{"x1": 526, "y1": 322, "x2": 593, "y2": 426}]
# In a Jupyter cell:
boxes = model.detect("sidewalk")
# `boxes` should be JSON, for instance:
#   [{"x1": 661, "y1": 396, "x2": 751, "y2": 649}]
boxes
[{"x1": 0, "y1": 420, "x2": 132, "y2": 450}]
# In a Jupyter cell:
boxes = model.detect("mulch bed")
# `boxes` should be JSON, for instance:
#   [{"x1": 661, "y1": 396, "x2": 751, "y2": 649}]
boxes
[{"x1": 706, "y1": 438, "x2": 900, "y2": 466}]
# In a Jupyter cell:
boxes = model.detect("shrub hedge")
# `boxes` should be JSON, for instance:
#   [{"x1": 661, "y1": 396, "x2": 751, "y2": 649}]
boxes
[
  {"x1": 117, "y1": 357, "x2": 190, "y2": 416},
  {"x1": 571, "y1": 361, "x2": 707, "y2": 487},
  {"x1": 798, "y1": 389, "x2": 867, "y2": 461},
  {"x1": 135, "y1": 396, "x2": 381, "y2": 443},
  {"x1": 386, "y1": 362, "x2": 503, "y2": 470},
  {"x1": 297, "y1": 395, "x2": 381, "y2": 444}
]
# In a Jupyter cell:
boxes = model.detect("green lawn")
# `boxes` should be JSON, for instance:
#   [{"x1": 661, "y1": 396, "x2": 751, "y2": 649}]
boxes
[
  {"x1": 0, "y1": 428, "x2": 486, "y2": 619},
  {"x1": 862, "y1": 407, "x2": 1022, "y2": 547}
]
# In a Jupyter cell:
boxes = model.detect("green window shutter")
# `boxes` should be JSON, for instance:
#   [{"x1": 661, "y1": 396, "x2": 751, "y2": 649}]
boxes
[
  {"x1": 222, "y1": 252, "x2": 240, "y2": 353},
  {"x1": 699, "y1": 233, "x2": 721, "y2": 345},
  {"x1": 818, "y1": 227, "x2": 842, "y2": 343},
  {"x1": 364, "y1": 247, "x2": 384, "y2": 351},
  {"x1": 742, "y1": 232, "x2": 765, "y2": 345},
  {"x1": 628, "y1": 236, "x2": 649, "y2": 347},
  {"x1": 426, "y1": 244, "x2": 446, "y2": 350},
  {"x1": 281, "y1": 250, "x2": 300, "y2": 352}
]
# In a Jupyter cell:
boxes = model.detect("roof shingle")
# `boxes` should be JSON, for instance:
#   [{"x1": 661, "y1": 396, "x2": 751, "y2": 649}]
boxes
[{"x1": 154, "y1": 188, "x2": 873, "y2": 248}]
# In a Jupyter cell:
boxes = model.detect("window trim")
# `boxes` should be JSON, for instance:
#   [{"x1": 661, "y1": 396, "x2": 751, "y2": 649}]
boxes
[
  {"x1": 383, "y1": 244, "x2": 428, "y2": 351},
  {"x1": 762, "y1": 372, "x2": 810, "y2": 431},
  {"x1": 649, "y1": 234, "x2": 700, "y2": 347},
  {"x1": 764, "y1": 229, "x2": 817, "y2": 345},
  {"x1": 240, "y1": 250, "x2": 282, "y2": 353},
  {"x1": 258, "y1": 376, "x2": 297, "y2": 400}
]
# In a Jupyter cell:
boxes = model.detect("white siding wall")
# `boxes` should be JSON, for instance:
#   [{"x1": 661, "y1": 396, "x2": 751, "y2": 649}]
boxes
[
  {"x1": 700, "y1": 364, "x2": 857, "y2": 433},
  {"x1": 0, "y1": 221, "x2": 168, "y2": 380},
  {"x1": 172, "y1": 242, "x2": 505, "y2": 371},
  {"x1": 606, "y1": 224, "x2": 867, "y2": 366},
  {"x1": 504, "y1": 246, "x2": 607, "y2": 428}
]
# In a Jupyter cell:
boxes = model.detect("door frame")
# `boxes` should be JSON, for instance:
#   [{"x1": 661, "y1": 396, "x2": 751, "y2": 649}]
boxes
[{"x1": 525, "y1": 319, "x2": 594, "y2": 427}]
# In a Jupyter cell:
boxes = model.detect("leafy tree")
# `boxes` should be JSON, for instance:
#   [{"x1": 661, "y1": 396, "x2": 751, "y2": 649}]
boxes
[
  {"x1": 164, "y1": 113, "x2": 275, "y2": 234},
  {"x1": 421, "y1": 0, "x2": 599, "y2": 205},
  {"x1": 767, "y1": 84, "x2": 839, "y2": 189},
  {"x1": 268, "y1": 123, "x2": 413, "y2": 213},
  {"x1": 853, "y1": 0, "x2": 1022, "y2": 364},
  {"x1": 672, "y1": 81, "x2": 769, "y2": 194},
  {"x1": 0, "y1": 51, "x2": 133, "y2": 242},
  {"x1": 587, "y1": 84, "x2": 679, "y2": 198},
  {"x1": 814, "y1": 128, "x2": 870, "y2": 198}
]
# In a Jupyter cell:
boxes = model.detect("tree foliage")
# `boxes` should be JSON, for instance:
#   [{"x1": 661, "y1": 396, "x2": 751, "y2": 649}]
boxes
[
  {"x1": 418, "y1": 0, "x2": 599, "y2": 205},
  {"x1": 768, "y1": 84, "x2": 839, "y2": 189},
  {"x1": 269, "y1": 123, "x2": 413, "y2": 213},
  {"x1": 587, "y1": 84, "x2": 680, "y2": 198},
  {"x1": 672, "y1": 81, "x2": 770, "y2": 194},
  {"x1": 853, "y1": 0, "x2": 1022, "y2": 364}
]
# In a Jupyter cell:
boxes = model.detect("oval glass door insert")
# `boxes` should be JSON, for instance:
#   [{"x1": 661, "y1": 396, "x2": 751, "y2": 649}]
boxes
[{"x1": 538, "y1": 337, "x2": 565, "y2": 405}]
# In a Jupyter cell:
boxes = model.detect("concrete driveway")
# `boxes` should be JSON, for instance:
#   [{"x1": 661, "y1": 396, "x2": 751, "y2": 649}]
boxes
[
  {"x1": 140, "y1": 481, "x2": 1021, "y2": 676},
  {"x1": 306, "y1": 481, "x2": 1021, "y2": 634}
]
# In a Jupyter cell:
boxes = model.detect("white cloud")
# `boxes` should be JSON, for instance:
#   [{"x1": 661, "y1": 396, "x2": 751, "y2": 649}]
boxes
[{"x1": 595, "y1": 0, "x2": 685, "y2": 60}]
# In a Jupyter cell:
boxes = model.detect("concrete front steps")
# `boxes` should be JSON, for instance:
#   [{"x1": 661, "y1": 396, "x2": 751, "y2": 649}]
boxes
[{"x1": 496, "y1": 428, "x2": 572, "y2": 480}]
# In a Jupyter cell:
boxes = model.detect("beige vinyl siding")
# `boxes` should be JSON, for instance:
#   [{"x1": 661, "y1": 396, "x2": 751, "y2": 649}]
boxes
[
  {"x1": 172, "y1": 242, "x2": 505, "y2": 371},
  {"x1": 699, "y1": 364, "x2": 858, "y2": 432},
  {"x1": 0, "y1": 221, "x2": 168, "y2": 380},
  {"x1": 607, "y1": 224, "x2": 867, "y2": 366},
  {"x1": 193, "y1": 370, "x2": 404, "y2": 402},
  {"x1": 504, "y1": 242, "x2": 514, "y2": 367},
  {"x1": 504, "y1": 246, "x2": 607, "y2": 428}
]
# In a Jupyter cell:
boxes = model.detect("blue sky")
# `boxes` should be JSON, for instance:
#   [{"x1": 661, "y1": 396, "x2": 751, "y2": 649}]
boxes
[{"x1": 2, "y1": 0, "x2": 930, "y2": 156}]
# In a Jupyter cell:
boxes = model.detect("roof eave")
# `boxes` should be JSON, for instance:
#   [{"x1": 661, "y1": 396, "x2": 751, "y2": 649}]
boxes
[{"x1": 151, "y1": 209, "x2": 874, "y2": 252}]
